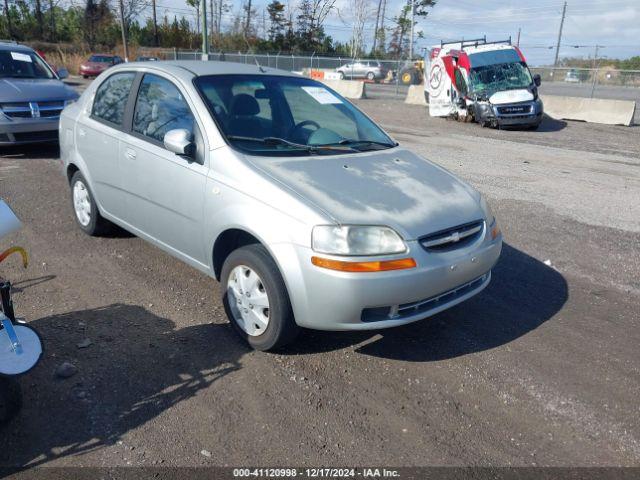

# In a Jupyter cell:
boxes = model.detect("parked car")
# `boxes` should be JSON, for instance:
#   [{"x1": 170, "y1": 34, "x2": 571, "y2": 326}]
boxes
[
  {"x1": 0, "y1": 41, "x2": 78, "y2": 146},
  {"x1": 79, "y1": 54, "x2": 124, "y2": 78},
  {"x1": 60, "y1": 61, "x2": 502, "y2": 350},
  {"x1": 564, "y1": 70, "x2": 580, "y2": 83},
  {"x1": 336, "y1": 60, "x2": 387, "y2": 81},
  {"x1": 136, "y1": 56, "x2": 159, "y2": 62}
]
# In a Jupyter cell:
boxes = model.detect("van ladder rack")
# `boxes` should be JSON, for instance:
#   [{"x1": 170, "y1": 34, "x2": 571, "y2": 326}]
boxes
[{"x1": 440, "y1": 36, "x2": 512, "y2": 49}]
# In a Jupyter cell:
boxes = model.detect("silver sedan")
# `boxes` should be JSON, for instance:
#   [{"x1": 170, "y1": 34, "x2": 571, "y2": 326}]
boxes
[{"x1": 59, "y1": 61, "x2": 502, "y2": 350}]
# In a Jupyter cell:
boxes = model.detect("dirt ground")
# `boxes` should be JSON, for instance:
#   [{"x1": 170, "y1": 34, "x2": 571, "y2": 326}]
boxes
[{"x1": 0, "y1": 91, "x2": 639, "y2": 469}]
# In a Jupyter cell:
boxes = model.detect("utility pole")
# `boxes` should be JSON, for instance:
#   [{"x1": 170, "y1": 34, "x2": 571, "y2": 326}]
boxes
[
  {"x1": 372, "y1": 0, "x2": 383, "y2": 54},
  {"x1": 516, "y1": 27, "x2": 521, "y2": 47},
  {"x1": 118, "y1": 0, "x2": 129, "y2": 62},
  {"x1": 210, "y1": 0, "x2": 214, "y2": 48},
  {"x1": 245, "y1": 0, "x2": 252, "y2": 33},
  {"x1": 152, "y1": 0, "x2": 158, "y2": 46},
  {"x1": 553, "y1": 1, "x2": 567, "y2": 67},
  {"x1": 201, "y1": 0, "x2": 209, "y2": 60},
  {"x1": 408, "y1": 0, "x2": 415, "y2": 60},
  {"x1": 4, "y1": 0, "x2": 13, "y2": 39}
]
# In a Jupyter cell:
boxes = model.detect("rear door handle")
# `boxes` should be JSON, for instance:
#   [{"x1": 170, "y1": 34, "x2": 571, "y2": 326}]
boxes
[{"x1": 125, "y1": 148, "x2": 137, "y2": 160}]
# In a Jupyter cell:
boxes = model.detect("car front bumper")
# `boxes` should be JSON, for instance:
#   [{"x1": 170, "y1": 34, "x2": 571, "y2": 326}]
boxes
[
  {"x1": 0, "y1": 116, "x2": 60, "y2": 145},
  {"x1": 276, "y1": 228, "x2": 502, "y2": 331}
]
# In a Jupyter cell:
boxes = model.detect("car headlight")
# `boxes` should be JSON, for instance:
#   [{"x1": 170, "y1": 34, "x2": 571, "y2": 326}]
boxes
[
  {"x1": 64, "y1": 98, "x2": 77, "y2": 106},
  {"x1": 312, "y1": 225, "x2": 407, "y2": 256}
]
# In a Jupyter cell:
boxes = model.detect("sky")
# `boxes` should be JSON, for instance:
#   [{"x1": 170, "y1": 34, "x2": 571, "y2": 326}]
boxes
[{"x1": 156, "y1": 0, "x2": 640, "y2": 66}]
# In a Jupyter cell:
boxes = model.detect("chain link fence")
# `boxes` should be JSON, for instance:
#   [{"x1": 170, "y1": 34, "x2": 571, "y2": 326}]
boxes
[{"x1": 138, "y1": 48, "x2": 640, "y2": 109}]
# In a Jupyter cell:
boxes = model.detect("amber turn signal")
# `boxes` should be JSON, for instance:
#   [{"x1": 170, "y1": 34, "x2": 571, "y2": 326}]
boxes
[
  {"x1": 491, "y1": 223, "x2": 501, "y2": 240},
  {"x1": 311, "y1": 256, "x2": 417, "y2": 272}
]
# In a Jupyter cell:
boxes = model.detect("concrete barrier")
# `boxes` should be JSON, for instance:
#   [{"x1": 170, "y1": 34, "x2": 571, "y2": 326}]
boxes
[
  {"x1": 320, "y1": 79, "x2": 366, "y2": 100},
  {"x1": 405, "y1": 85, "x2": 428, "y2": 106},
  {"x1": 541, "y1": 95, "x2": 636, "y2": 126}
]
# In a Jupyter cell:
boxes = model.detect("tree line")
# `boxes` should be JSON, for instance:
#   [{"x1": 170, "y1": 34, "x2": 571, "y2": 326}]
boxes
[{"x1": 0, "y1": 0, "x2": 437, "y2": 58}]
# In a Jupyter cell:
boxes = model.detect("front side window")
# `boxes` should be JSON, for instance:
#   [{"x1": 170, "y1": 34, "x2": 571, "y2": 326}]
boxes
[
  {"x1": 194, "y1": 74, "x2": 395, "y2": 156},
  {"x1": 92, "y1": 72, "x2": 136, "y2": 125},
  {"x1": 133, "y1": 74, "x2": 195, "y2": 143},
  {"x1": 0, "y1": 50, "x2": 55, "y2": 79}
]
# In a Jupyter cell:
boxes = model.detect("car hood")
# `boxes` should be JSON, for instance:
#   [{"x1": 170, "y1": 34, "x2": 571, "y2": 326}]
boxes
[
  {"x1": 489, "y1": 88, "x2": 534, "y2": 105},
  {"x1": 0, "y1": 78, "x2": 78, "y2": 103},
  {"x1": 81, "y1": 62, "x2": 109, "y2": 69},
  {"x1": 249, "y1": 147, "x2": 484, "y2": 241}
]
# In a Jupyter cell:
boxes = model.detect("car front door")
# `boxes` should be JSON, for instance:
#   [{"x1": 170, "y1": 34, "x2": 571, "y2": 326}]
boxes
[
  {"x1": 76, "y1": 71, "x2": 137, "y2": 220},
  {"x1": 119, "y1": 72, "x2": 209, "y2": 267}
]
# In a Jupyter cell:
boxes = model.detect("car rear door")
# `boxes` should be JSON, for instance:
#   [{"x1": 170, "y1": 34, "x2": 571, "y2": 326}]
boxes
[
  {"x1": 75, "y1": 71, "x2": 137, "y2": 220},
  {"x1": 118, "y1": 72, "x2": 209, "y2": 267}
]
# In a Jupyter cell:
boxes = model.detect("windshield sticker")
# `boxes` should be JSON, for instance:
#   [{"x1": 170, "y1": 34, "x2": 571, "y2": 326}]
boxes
[
  {"x1": 302, "y1": 86, "x2": 342, "y2": 105},
  {"x1": 10, "y1": 52, "x2": 32, "y2": 63}
]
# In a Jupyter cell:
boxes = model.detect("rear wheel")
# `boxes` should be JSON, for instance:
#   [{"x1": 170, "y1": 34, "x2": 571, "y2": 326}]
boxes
[
  {"x1": 366, "y1": 71, "x2": 375, "y2": 81},
  {"x1": 221, "y1": 244, "x2": 299, "y2": 351},
  {"x1": 70, "y1": 171, "x2": 113, "y2": 236}
]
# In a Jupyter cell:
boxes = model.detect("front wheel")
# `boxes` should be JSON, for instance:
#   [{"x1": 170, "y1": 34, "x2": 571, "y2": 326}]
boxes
[
  {"x1": 221, "y1": 244, "x2": 299, "y2": 351},
  {"x1": 338, "y1": 71, "x2": 345, "y2": 80},
  {"x1": 366, "y1": 71, "x2": 375, "y2": 81}
]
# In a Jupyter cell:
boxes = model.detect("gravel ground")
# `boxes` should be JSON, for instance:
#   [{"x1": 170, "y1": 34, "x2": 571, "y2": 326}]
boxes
[{"x1": 0, "y1": 93, "x2": 639, "y2": 469}]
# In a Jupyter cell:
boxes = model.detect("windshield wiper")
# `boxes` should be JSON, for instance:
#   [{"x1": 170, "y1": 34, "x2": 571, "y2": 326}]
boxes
[
  {"x1": 226, "y1": 135, "x2": 357, "y2": 153},
  {"x1": 336, "y1": 139, "x2": 397, "y2": 150}
]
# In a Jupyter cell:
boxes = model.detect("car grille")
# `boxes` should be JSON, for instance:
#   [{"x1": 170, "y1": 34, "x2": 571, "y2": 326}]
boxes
[
  {"x1": 1, "y1": 101, "x2": 66, "y2": 119},
  {"x1": 497, "y1": 104, "x2": 532, "y2": 115},
  {"x1": 419, "y1": 220, "x2": 484, "y2": 252},
  {"x1": 10, "y1": 131, "x2": 58, "y2": 142},
  {"x1": 361, "y1": 273, "x2": 489, "y2": 322}
]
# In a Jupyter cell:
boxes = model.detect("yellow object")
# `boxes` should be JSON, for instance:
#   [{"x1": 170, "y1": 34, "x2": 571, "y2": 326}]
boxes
[{"x1": 0, "y1": 246, "x2": 29, "y2": 268}]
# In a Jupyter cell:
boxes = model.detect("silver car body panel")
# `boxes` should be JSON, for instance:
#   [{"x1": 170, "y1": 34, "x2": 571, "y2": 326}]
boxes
[{"x1": 61, "y1": 61, "x2": 502, "y2": 331}]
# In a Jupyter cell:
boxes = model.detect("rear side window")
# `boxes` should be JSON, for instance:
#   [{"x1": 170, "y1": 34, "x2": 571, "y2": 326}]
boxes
[
  {"x1": 92, "y1": 72, "x2": 136, "y2": 126},
  {"x1": 132, "y1": 74, "x2": 194, "y2": 143}
]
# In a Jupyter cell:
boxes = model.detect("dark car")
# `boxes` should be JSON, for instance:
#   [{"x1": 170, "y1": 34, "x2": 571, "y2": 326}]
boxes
[
  {"x1": 79, "y1": 54, "x2": 123, "y2": 78},
  {"x1": 0, "y1": 41, "x2": 78, "y2": 145}
]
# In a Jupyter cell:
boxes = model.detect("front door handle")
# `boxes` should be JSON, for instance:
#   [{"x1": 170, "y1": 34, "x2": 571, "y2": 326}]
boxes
[
  {"x1": 78, "y1": 128, "x2": 86, "y2": 138},
  {"x1": 125, "y1": 148, "x2": 137, "y2": 160}
]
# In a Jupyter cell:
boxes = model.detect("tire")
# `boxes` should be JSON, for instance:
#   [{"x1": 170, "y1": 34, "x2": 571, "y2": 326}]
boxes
[
  {"x1": 338, "y1": 71, "x2": 345, "y2": 80},
  {"x1": 399, "y1": 67, "x2": 417, "y2": 86},
  {"x1": 366, "y1": 71, "x2": 375, "y2": 81},
  {"x1": 70, "y1": 171, "x2": 112, "y2": 236},
  {"x1": 82, "y1": 75, "x2": 88, "y2": 79},
  {"x1": 221, "y1": 244, "x2": 299, "y2": 351},
  {"x1": 0, "y1": 377, "x2": 22, "y2": 426}
]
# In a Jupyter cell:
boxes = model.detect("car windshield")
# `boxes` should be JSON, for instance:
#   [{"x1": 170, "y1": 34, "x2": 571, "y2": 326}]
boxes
[
  {"x1": 0, "y1": 50, "x2": 54, "y2": 79},
  {"x1": 468, "y1": 62, "x2": 533, "y2": 95},
  {"x1": 89, "y1": 55, "x2": 113, "y2": 63},
  {"x1": 194, "y1": 74, "x2": 396, "y2": 156}
]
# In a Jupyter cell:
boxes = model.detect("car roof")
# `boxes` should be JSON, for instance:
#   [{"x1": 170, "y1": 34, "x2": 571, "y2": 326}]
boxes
[
  {"x1": 111, "y1": 60, "x2": 300, "y2": 80},
  {"x1": 91, "y1": 53, "x2": 115, "y2": 57},
  {"x1": 0, "y1": 42, "x2": 35, "y2": 53}
]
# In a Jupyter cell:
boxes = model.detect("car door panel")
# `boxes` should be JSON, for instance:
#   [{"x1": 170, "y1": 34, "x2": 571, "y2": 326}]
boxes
[
  {"x1": 75, "y1": 71, "x2": 136, "y2": 220},
  {"x1": 118, "y1": 73, "x2": 208, "y2": 266}
]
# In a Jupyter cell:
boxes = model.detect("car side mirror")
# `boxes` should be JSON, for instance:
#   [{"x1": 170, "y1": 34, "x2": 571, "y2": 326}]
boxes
[
  {"x1": 57, "y1": 68, "x2": 69, "y2": 80},
  {"x1": 533, "y1": 74, "x2": 541, "y2": 87},
  {"x1": 164, "y1": 129, "x2": 195, "y2": 158}
]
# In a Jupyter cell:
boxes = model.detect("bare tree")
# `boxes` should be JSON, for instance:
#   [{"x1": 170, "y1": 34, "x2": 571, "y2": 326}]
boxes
[{"x1": 338, "y1": 0, "x2": 374, "y2": 58}]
